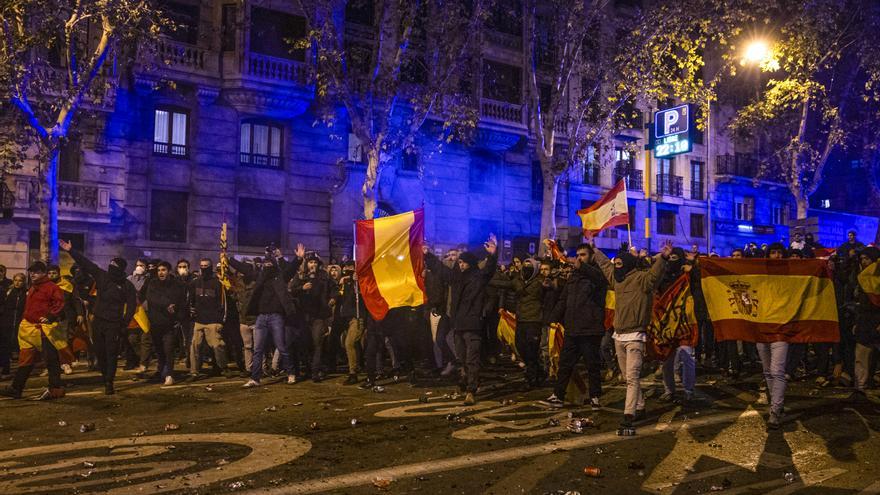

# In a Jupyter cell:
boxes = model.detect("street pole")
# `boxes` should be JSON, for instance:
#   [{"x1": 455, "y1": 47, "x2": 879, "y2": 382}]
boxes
[
  {"x1": 644, "y1": 105, "x2": 653, "y2": 254},
  {"x1": 706, "y1": 95, "x2": 712, "y2": 255}
]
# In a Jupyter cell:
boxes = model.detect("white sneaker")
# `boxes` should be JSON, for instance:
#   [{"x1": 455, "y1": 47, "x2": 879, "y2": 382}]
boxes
[
  {"x1": 590, "y1": 397, "x2": 601, "y2": 411},
  {"x1": 756, "y1": 392, "x2": 769, "y2": 405},
  {"x1": 61, "y1": 364, "x2": 73, "y2": 375},
  {"x1": 242, "y1": 379, "x2": 261, "y2": 388},
  {"x1": 135, "y1": 365, "x2": 147, "y2": 373},
  {"x1": 39, "y1": 369, "x2": 49, "y2": 377},
  {"x1": 287, "y1": 375, "x2": 297, "y2": 385},
  {"x1": 440, "y1": 362, "x2": 455, "y2": 377},
  {"x1": 164, "y1": 376, "x2": 174, "y2": 386}
]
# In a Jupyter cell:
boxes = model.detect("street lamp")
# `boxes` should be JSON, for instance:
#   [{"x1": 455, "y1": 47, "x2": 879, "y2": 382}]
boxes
[{"x1": 743, "y1": 40, "x2": 770, "y2": 65}]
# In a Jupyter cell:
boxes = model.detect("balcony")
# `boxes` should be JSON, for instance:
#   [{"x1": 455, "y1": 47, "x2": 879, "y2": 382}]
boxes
[
  {"x1": 485, "y1": 30, "x2": 523, "y2": 51},
  {"x1": 240, "y1": 152, "x2": 282, "y2": 168},
  {"x1": 480, "y1": 98, "x2": 525, "y2": 127},
  {"x1": 584, "y1": 165, "x2": 601, "y2": 186},
  {"x1": 614, "y1": 168, "x2": 643, "y2": 192},
  {"x1": 716, "y1": 153, "x2": 758, "y2": 178},
  {"x1": 657, "y1": 174, "x2": 684, "y2": 197},
  {"x1": 30, "y1": 65, "x2": 116, "y2": 111},
  {"x1": 156, "y1": 38, "x2": 212, "y2": 74},
  {"x1": 246, "y1": 52, "x2": 310, "y2": 86},
  {"x1": 13, "y1": 177, "x2": 112, "y2": 221}
]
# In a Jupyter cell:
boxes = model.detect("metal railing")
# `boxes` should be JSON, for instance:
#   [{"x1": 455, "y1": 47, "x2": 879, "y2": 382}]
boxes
[
  {"x1": 716, "y1": 153, "x2": 758, "y2": 178},
  {"x1": 583, "y1": 165, "x2": 600, "y2": 185},
  {"x1": 153, "y1": 142, "x2": 187, "y2": 158},
  {"x1": 485, "y1": 30, "x2": 523, "y2": 51},
  {"x1": 691, "y1": 180, "x2": 704, "y2": 200},
  {"x1": 240, "y1": 152, "x2": 281, "y2": 168},
  {"x1": 614, "y1": 168, "x2": 643, "y2": 192},
  {"x1": 656, "y1": 174, "x2": 683, "y2": 196}
]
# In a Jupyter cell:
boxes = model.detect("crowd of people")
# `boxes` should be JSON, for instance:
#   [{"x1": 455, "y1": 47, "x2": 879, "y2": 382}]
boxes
[{"x1": 0, "y1": 229, "x2": 877, "y2": 433}]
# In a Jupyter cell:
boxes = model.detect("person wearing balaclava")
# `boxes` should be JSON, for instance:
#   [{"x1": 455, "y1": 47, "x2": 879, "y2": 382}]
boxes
[
  {"x1": 853, "y1": 246, "x2": 880, "y2": 398},
  {"x1": 60, "y1": 239, "x2": 137, "y2": 395},
  {"x1": 594, "y1": 240, "x2": 671, "y2": 431},
  {"x1": 188, "y1": 257, "x2": 233, "y2": 380},
  {"x1": 125, "y1": 259, "x2": 152, "y2": 374},
  {"x1": 489, "y1": 257, "x2": 548, "y2": 389},
  {"x1": 655, "y1": 247, "x2": 698, "y2": 406}
]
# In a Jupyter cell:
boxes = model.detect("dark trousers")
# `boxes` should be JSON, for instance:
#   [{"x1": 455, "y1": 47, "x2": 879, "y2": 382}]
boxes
[
  {"x1": 0, "y1": 323, "x2": 16, "y2": 373},
  {"x1": 786, "y1": 343, "x2": 806, "y2": 375},
  {"x1": 92, "y1": 318, "x2": 123, "y2": 384},
  {"x1": 436, "y1": 314, "x2": 456, "y2": 364},
  {"x1": 386, "y1": 309, "x2": 427, "y2": 374},
  {"x1": 364, "y1": 325, "x2": 387, "y2": 380},
  {"x1": 516, "y1": 321, "x2": 544, "y2": 385},
  {"x1": 151, "y1": 325, "x2": 176, "y2": 379},
  {"x1": 12, "y1": 333, "x2": 63, "y2": 392},
  {"x1": 600, "y1": 331, "x2": 619, "y2": 373},
  {"x1": 222, "y1": 319, "x2": 245, "y2": 372},
  {"x1": 696, "y1": 318, "x2": 715, "y2": 362},
  {"x1": 126, "y1": 328, "x2": 151, "y2": 367},
  {"x1": 815, "y1": 342, "x2": 840, "y2": 376},
  {"x1": 717, "y1": 340, "x2": 742, "y2": 374},
  {"x1": 308, "y1": 318, "x2": 327, "y2": 373},
  {"x1": 454, "y1": 329, "x2": 482, "y2": 393},
  {"x1": 554, "y1": 334, "x2": 603, "y2": 401}
]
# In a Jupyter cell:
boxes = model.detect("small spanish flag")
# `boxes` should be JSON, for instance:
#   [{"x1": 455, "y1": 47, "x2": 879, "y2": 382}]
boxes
[
  {"x1": 356, "y1": 209, "x2": 427, "y2": 321},
  {"x1": 604, "y1": 290, "x2": 615, "y2": 331},
  {"x1": 578, "y1": 180, "x2": 629, "y2": 236},
  {"x1": 701, "y1": 258, "x2": 838, "y2": 343},
  {"x1": 497, "y1": 309, "x2": 518, "y2": 352}
]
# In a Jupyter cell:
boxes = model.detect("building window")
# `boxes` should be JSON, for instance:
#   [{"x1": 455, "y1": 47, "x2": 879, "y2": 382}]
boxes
[
  {"x1": 401, "y1": 150, "x2": 419, "y2": 172},
  {"x1": 772, "y1": 203, "x2": 788, "y2": 225},
  {"x1": 59, "y1": 136, "x2": 81, "y2": 182},
  {"x1": 162, "y1": 1, "x2": 200, "y2": 45},
  {"x1": 657, "y1": 158, "x2": 681, "y2": 196},
  {"x1": 735, "y1": 196, "x2": 755, "y2": 221},
  {"x1": 238, "y1": 198, "x2": 282, "y2": 247},
  {"x1": 482, "y1": 60, "x2": 522, "y2": 104},
  {"x1": 690, "y1": 213, "x2": 705, "y2": 238},
  {"x1": 819, "y1": 199, "x2": 831, "y2": 209},
  {"x1": 221, "y1": 4, "x2": 236, "y2": 51},
  {"x1": 690, "y1": 161, "x2": 704, "y2": 200},
  {"x1": 153, "y1": 108, "x2": 188, "y2": 157},
  {"x1": 240, "y1": 121, "x2": 282, "y2": 168},
  {"x1": 658, "y1": 210, "x2": 675, "y2": 235},
  {"x1": 469, "y1": 150, "x2": 500, "y2": 193},
  {"x1": 250, "y1": 7, "x2": 306, "y2": 61},
  {"x1": 531, "y1": 161, "x2": 543, "y2": 201},
  {"x1": 150, "y1": 190, "x2": 188, "y2": 242}
]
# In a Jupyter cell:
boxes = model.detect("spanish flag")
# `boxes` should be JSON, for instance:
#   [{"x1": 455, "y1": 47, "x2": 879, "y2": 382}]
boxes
[
  {"x1": 578, "y1": 180, "x2": 629, "y2": 236},
  {"x1": 356, "y1": 209, "x2": 427, "y2": 321},
  {"x1": 701, "y1": 258, "x2": 839, "y2": 343},
  {"x1": 604, "y1": 290, "x2": 615, "y2": 331},
  {"x1": 858, "y1": 261, "x2": 880, "y2": 307},
  {"x1": 647, "y1": 273, "x2": 698, "y2": 360},
  {"x1": 497, "y1": 309, "x2": 518, "y2": 352}
]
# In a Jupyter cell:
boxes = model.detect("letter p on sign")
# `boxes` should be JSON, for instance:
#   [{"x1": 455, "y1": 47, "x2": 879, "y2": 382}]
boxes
[{"x1": 664, "y1": 111, "x2": 679, "y2": 135}]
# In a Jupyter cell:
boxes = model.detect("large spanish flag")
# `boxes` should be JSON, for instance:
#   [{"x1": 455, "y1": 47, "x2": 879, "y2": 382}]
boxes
[
  {"x1": 647, "y1": 273, "x2": 698, "y2": 360},
  {"x1": 578, "y1": 180, "x2": 629, "y2": 236},
  {"x1": 701, "y1": 258, "x2": 838, "y2": 343},
  {"x1": 356, "y1": 209, "x2": 427, "y2": 321},
  {"x1": 858, "y1": 261, "x2": 880, "y2": 307}
]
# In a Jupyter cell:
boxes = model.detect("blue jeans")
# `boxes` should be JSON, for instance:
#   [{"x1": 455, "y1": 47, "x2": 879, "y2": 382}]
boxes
[
  {"x1": 663, "y1": 345, "x2": 695, "y2": 395},
  {"x1": 757, "y1": 341, "x2": 788, "y2": 416},
  {"x1": 252, "y1": 313, "x2": 290, "y2": 382}
]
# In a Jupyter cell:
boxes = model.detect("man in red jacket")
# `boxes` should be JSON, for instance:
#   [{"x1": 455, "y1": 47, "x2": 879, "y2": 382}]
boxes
[{"x1": 1, "y1": 261, "x2": 66, "y2": 400}]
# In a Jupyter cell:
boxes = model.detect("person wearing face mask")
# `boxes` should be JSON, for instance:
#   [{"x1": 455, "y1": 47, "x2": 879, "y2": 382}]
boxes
[
  {"x1": 594, "y1": 240, "x2": 670, "y2": 432},
  {"x1": 143, "y1": 261, "x2": 187, "y2": 385},
  {"x1": 0, "y1": 273, "x2": 26, "y2": 378},
  {"x1": 292, "y1": 254, "x2": 334, "y2": 382},
  {"x1": 0, "y1": 262, "x2": 66, "y2": 400},
  {"x1": 188, "y1": 258, "x2": 233, "y2": 379},
  {"x1": 489, "y1": 257, "x2": 549, "y2": 389},
  {"x1": 124, "y1": 259, "x2": 151, "y2": 373},
  {"x1": 60, "y1": 240, "x2": 137, "y2": 395},
  {"x1": 175, "y1": 259, "x2": 196, "y2": 366},
  {"x1": 228, "y1": 244, "x2": 304, "y2": 387}
]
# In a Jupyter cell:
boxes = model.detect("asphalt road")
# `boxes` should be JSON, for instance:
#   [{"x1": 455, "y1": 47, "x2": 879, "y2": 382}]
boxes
[{"x1": 1, "y1": 361, "x2": 879, "y2": 495}]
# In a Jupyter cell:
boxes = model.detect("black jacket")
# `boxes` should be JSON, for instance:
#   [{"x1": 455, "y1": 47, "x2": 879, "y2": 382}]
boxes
[
  {"x1": 549, "y1": 263, "x2": 607, "y2": 337},
  {"x1": 335, "y1": 277, "x2": 366, "y2": 320},
  {"x1": 489, "y1": 271, "x2": 546, "y2": 323},
  {"x1": 69, "y1": 249, "x2": 137, "y2": 325},
  {"x1": 228, "y1": 256, "x2": 300, "y2": 318},
  {"x1": 1, "y1": 286, "x2": 26, "y2": 333},
  {"x1": 292, "y1": 270, "x2": 334, "y2": 319},
  {"x1": 190, "y1": 275, "x2": 227, "y2": 324},
  {"x1": 143, "y1": 277, "x2": 187, "y2": 328},
  {"x1": 426, "y1": 252, "x2": 497, "y2": 331}
]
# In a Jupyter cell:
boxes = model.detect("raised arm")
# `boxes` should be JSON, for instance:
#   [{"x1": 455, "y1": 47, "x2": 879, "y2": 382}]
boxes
[
  {"x1": 592, "y1": 248, "x2": 614, "y2": 285},
  {"x1": 62, "y1": 240, "x2": 105, "y2": 281},
  {"x1": 640, "y1": 253, "x2": 668, "y2": 293}
]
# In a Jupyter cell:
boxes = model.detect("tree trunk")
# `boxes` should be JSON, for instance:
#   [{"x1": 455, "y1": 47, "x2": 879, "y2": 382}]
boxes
[
  {"x1": 538, "y1": 171, "x2": 560, "y2": 253},
  {"x1": 795, "y1": 196, "x2": 808, "y2": 220},
  {"x1": 38, "y1": 146, "x2": 61, "y2": 263},
  {"x1": 362, "y1": 147, "x2": 380, "y2": 220}
]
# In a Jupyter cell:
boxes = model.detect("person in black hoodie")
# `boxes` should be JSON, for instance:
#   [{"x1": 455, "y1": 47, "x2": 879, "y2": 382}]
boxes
[
  {"x1": 292, "y1": 254, "x2": 334, "y2": 382},
  {"x1": 541, "y1": 244, "x2": 608, "y2": 409},
  {"x1": 189, "y1": 258, "x2": 233, "y2": 379},
  {"x1": 228, "y1": 244, "x2": 303, "y2": 387},
  {"x1": 142, "y1": 261, "x2": 187, "y2": 385},
  {"x1": 424, "y1": 235, "x2": 497, "y2": 405},
  {"x1": 60, "y1": 239, "x2": 136, "y2": 395},
  {"x1": 0, "y1": 273, "x2": 26, "y2": 378}
]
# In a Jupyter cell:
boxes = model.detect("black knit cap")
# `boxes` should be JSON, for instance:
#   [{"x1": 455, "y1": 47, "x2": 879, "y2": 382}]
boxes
[{"x1": 28, "y1": 261, "x2": 48, "y2": 273}]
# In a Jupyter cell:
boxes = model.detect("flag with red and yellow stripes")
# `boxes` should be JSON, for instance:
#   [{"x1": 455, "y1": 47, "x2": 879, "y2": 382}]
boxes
[
  {"x1": 356, "y1": 209, "x2": 427, "y2": 321},
  {"x1": 858, "y1": 261, "x2": 880, "y2": 307},
  {"x1": 701, "y1": 258, "x2": 839, "y2": 343}
]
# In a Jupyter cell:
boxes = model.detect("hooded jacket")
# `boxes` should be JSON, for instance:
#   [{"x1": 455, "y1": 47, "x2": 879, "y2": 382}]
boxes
[
  {"x1": 228, "y1": 256, "x2": 300, "y2": 318},
  {"x1": 549, "y1": 262, "x2": 607, "y2": 336},
  {"x1": 425, "y1": 251, "x2": 497, "y2": 331},
  {"x1": 594, "y1": 248, "x2": 666, "y2": 335},
  {"x1": 69, "y1": 249, "x2": 137, "y2": 325},
  {"x1": 489, "y1": 259, "x2": 545, "y2": 323},
  {"x1": 190, "y1": 271, "x2": 227, "y2": 324},
  {"x1": 143, "y1": 277, "x2": 187, "y2": 328}
]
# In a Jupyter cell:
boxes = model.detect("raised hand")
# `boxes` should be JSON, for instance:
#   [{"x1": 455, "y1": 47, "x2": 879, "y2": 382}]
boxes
[
  {"x1": 295, "y1": 243, "x2": 306, "y2": 259},
  {"x1": 484, "y1": 233, "x2": 498, "y2": 255},
  {"x1": 660, "y1": 240, "x2": 673, "y2": 258},
  {"x1": 59, "y1": 239, "x2": 72, "y2": 252}
]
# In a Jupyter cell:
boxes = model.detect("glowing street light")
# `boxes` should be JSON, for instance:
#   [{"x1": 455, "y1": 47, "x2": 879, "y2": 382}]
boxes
[{"x1": 743, "y1": 39, "x2": 770, "y2": 65}]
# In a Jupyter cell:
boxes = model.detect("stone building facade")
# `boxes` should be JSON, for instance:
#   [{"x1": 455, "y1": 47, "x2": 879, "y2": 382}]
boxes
[{"x1": 0, "y1": 0, "x2": 876, "y2": 273}]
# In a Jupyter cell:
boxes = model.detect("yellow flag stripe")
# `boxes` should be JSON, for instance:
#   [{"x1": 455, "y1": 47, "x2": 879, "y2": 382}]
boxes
[
  {"x1": 702, "y1": 274, "x2": 837, "y2": 325},
  {"x1": 579, "y1": 191, "x2": 628, "y2": 231},
  {"x1": 372, "y1": 211, "x2": 422, "y2": 309}
]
